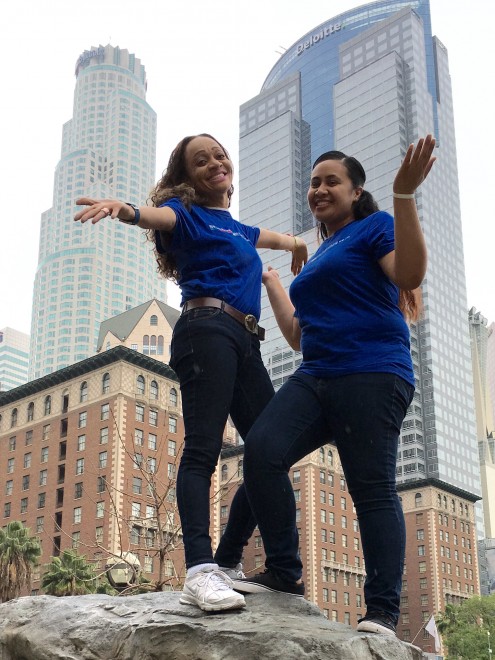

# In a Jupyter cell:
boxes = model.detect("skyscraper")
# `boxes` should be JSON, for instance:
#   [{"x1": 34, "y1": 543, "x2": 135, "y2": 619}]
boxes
[
  {"x1": 29, "y1": 45, "x2": 167, "y2": 380},
  {"x1": 0, "y1": 327, "x2": 29, "y2": 392},
  {"x1": 239, "y1": 0, "x2": 481, "y2": 498}
]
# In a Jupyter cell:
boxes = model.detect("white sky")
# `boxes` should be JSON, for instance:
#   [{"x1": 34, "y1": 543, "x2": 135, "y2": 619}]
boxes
[{"x1": 1, "y1": 0, "x2": 493, "y2": 334}]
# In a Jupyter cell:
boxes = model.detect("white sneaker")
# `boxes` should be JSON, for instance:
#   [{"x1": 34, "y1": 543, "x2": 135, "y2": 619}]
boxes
[
  {"x1": 218, "y1": 563, "x2": 246, "y2": 580},
  {"x1": 180, "y1": 568, "x2": 246, "y2": 612}
]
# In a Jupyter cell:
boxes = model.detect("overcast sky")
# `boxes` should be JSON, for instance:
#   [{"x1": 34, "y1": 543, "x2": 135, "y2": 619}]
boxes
[{"x1": 1, "y1": 0, "x2": 493, "y2": 334}]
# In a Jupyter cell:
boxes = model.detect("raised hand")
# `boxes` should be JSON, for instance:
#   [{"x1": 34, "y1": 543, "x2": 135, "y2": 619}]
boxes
[
  {"x1": 393, "y1": 134, "x2": 436, "y2": 195},
  {"x1": 74, "y1": 198, "x2": 134, "y2": 224}
]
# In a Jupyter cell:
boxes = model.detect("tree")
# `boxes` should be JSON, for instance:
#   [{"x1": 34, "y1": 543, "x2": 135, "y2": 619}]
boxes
[
  {"x1": 41, "y1": 549, "x2": 97, "y2": 596},
  {"x1": 0, "y1": 521, "x2": 41, "y2": 603},
  {"x1": 436, "y1": 595, "x2": 495, "y2": 659}
]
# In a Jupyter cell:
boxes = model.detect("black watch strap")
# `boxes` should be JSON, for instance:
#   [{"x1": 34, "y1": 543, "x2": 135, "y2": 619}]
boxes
[{"x1": 120, "y1": 203, "x2": 140, "y2": 225}]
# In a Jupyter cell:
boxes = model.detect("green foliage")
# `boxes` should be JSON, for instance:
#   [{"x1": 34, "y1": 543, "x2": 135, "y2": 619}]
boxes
[
  {"x1": 436, "y1": 595, "x2": 495, "y2": 659},
  {"x1": 41, "y1": 549, "x2": 97, "y2": 597},
  {"x1": 0, "y1": 521, "x2": 41, "y2": 603}
]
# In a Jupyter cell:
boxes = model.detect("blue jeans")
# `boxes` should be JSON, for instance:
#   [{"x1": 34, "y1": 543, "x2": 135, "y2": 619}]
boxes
[
  {"x1": 170, "y1": 307, "x2": 274, "y2": 569},
  {"x1": 243, "y1": 371, "x2": 413, "y2": 622}
]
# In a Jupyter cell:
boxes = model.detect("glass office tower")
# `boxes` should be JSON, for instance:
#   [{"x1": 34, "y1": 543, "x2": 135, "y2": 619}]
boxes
[
  {"x1": 240, "y1": 0, "x2": 481, "y2": 497},
  {"x1": 29, "y1": 45, "x2": 166, "y2": 380}
]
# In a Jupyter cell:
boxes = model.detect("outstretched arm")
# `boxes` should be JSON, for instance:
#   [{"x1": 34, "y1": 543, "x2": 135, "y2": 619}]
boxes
[
  {"x1": 257, "y1": 229, "x2": 308, "y2": 276},
  {"x1": 379, "y1": 135, "x2": 436, "y2": 289},
  {"x1": 74, "y1": 198, "x2": 177, "y2": 232},
  {"x1": 262, "y1": 267, "x2": 301, "y2": 350}
]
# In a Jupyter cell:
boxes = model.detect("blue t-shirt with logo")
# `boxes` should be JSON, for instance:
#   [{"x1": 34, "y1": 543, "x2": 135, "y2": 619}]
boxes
[
  {"x1": 155, "y1": 198, "x2": 262, "y2": 318},
  {"x1": 289, "y1": 211, "x2": 414, "y2": 386}
]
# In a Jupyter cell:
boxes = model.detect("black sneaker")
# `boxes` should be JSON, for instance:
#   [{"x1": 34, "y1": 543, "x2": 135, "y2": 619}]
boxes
[
  {"x1": 357, "y1": 611, "x2": 397, "y2": 636},
  {"x1": 232, "y1": 569, "x2": 305, "y2": 597}
]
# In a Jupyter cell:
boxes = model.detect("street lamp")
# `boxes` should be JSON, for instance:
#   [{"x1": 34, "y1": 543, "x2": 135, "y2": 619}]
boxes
[{"x1": 105, "y1": 552, "x2": 141, "y2": 592}]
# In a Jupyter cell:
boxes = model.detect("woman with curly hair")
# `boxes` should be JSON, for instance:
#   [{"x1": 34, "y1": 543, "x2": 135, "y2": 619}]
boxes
[
  {"x1": 74, "y1": 133, "x2": 308, "y2": 613},
  {"x1": 233, "y1": 136, "x2": 435, "y2": 638}
]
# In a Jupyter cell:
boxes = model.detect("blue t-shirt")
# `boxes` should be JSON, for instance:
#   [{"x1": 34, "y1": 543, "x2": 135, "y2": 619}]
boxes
[
  {"x1": 289, "y1": 211, "x2": 414, "y2": 386},
  {"x1": 155, "y1": 198, "x2": 262, "y2": 318}
]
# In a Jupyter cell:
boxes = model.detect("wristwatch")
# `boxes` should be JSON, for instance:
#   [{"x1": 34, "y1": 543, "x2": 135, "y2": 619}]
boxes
[{"x1": 119, "y1": 202, "x2": 140, "y2": 225}]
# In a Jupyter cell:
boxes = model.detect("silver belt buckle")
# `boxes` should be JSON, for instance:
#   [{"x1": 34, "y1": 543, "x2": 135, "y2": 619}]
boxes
[{"x1": 244, "y1": 314, "x2": 258, "y2": 335}]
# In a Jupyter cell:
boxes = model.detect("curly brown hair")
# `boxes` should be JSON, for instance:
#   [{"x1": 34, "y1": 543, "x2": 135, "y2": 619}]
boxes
[{"x1": 146, "y1": 133, "x2": 234, "y2": 282}]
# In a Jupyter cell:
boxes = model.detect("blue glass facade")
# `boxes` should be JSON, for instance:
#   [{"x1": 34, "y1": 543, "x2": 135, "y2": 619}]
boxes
[{"x1": 262, "y1": 0, "x2": 435, "y2": 162}]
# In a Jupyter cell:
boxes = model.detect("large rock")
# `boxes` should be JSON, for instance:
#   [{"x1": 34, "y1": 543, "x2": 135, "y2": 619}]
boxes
[{"x1": 0, "y1": 592, "x2": 426, "y2": 659}]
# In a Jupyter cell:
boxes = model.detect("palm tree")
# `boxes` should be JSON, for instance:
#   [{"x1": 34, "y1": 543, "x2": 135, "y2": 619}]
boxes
[
  {"x1": 0, "y1": 521, "x2": 41, "y2": 602},
  {"x1": 41, "y1": 549, "x2": 96, "y2": 596}
]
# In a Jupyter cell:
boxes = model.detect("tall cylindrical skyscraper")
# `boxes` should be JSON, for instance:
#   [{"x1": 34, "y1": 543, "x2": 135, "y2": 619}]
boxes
[{"x1": 29, "y1": 45, "x2": 166, "y2": 379}]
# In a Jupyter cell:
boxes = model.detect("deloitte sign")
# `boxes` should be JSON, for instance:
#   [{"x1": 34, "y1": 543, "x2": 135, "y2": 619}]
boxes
[{"x1": 296, "y1": 23, "x2": 344, "y2": 56}]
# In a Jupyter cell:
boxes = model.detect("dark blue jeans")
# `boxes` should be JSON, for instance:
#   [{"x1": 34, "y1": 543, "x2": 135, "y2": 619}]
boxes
[
  {"x1": 170, "y1": 307, "x2": 274, "y2": 570},
  {"x1": 243, "y1": 371, "x2": 413, "y2": 623}
]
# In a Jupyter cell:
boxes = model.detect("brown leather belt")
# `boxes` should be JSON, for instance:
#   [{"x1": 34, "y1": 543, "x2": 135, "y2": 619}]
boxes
[{"x1": 181, "y1": 297, "x2": 265, "y2": 340}]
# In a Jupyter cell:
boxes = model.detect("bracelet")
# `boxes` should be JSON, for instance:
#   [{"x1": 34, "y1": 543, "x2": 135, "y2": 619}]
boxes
[
  {"x1": 393, "y1": 192, "x2": 415, "y2": 199},
  {"x1": 293, "y1": 236, "x2": 298, "y2": 251}
]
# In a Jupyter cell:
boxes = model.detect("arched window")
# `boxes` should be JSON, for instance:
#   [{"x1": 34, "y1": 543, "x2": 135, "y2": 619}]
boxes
[
  {"x1": 150, "y1": 335, "x2": 157, "y2": 355},
  {"x1": 415, "y1": 493, "x2": 422, "y2": 507},
  {"x1": 80, "y1": 381, "x2": 88, "y2": 403},
  {"x1": 143, "y1": 335, "x2": 149, "y2": 355},
  {"x1": 170, "y1": 388, "x2": 178, "y2": 406},
  {"x1": 237, "y1": 460, "x2": 243, "y2": 478},
  {"x1": 443, "y1": 495, "x2": 447, "y2": 510},
  {"x1": 319, "y1": 448, "x2": 325, "y2": 463},
  {"x1": 44, "y1": 396, "x2": 51, "y2": 416},
  {"x1": 102, "y1": 373, "x2": 110, "y2": 394},
  {"x1": 437, "y1": 494, "x2": 442, "y2": 508},
  {"x1": 11, "y1": 408, "x2": 18, "y2": 428},
  {"x1": 221, "y1": 464, "x2": 228, "y2": 481},
  {"x1": 137, "y1": 375, "x2": 145, "y2": 395},
  {"x1": 451, "y1": 499, "x2": 456, "y2": 513},
  {"x1": 150, "y1": 380, "x2": 158, "y2": 400},
  {"x1": 157, "y1": 335, "x2": 164, "y2": 355},
  {"x1": 328, "y1": 449, "x2": 334, "y2": 466},
  {"x1": 27, "y1": 402, "x2": 34, "y2": 422},
  {"x1": 150, "y1": 315, "x2": 158, "y2": 326}
]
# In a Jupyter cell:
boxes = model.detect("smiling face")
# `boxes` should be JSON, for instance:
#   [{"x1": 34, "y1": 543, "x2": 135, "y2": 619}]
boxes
[
  {"x1": 308, "y1": 159, "x2": 362, "y2": 236},
  {"x1": 184, "y1": 136, "x2": 233, "y2": 208}
]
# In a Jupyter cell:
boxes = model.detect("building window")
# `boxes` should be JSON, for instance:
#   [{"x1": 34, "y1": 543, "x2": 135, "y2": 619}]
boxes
[
  {"x1": 150, "y1": 314, "x2": 158, "y2": 326},
  {"x1": 75, "y1": 482, "x2": 83, "y2": 498},
  {"x1": 293, "y1": 470, "x2": 301, "y2": 484},
  {"x1": 4, "y1": 503, "x2": 11, "y2": 518},
  {"x1": 100, "y1": 427, "x2": 108, "y2": 444},
  {"x1": 78, "y1": 434, "x2": 86, "y2": 451},
  {"x1": 7, "y1": 458, "x2": 15, "y2": 473},
  {"x1": 135, "y1": 428, "x2": 144, "y2": 446},
  {"x1": 5, "y1": 480, "x2": 13, "y2": 495},
  {"x1": 39, "y1": 469, "x2": 48, "y2": 486},
  {"x1": 42, "y1": 424, "x2": 50, "y2": 440},
  {"x1": 36, "y1": 516, "x2": 44, "y2": 533},
  {"x1": 27, "y1": 402, "x2": 34, "y2": 422},
  {"x1": 133, "y1": 477, "x2": 142, "y2": 494},
  {"x1": 102, "y1": 373, "x2": 110, "y2": 394},
  {"x1": 97, "y1": 476, "x2": 106, "y2": 493},
  {"x1": 20, "y1": 497, "x2": 28, "y2": 513},
  {"x1": 72, "y1": 531, "x2": 80, "y2": 549},
  {"x1": 148, "y1": 457, "x2": 157, "y2": 474},
  {"x1": 150, "y1": 380, "x2": 158, "y2": 399},
  {"x1": 99, "y1": 451, "x2": 107, "y2": 468},
  {"x1": 78, "y1": 411, "x2": 87, "y2": 428},
  {"x1": 148, "y1": 433, "x2": 157, "y2": 450},
  {"x1": 41, "y1": 446, "x2": 48, "y2": 463},
  {"x1": 73, "y1": 507, "x2": 82, "y2": 524},
  {"x1": 80, "y1": 381, "x2": 88, "y2": 402},
  {"x1": 136, "y1": 405, "x2": 144, "y2": 422},
  {"x1": 9, "y1": 436, "x2": 16, "y2": 451},
  {"x1": 76, "y1": 458, "x2": 84, "y2": 475},
  {"x1": 101, "y1": 403, "x2": 110, "y2": 421},
  {"x1": 168, "y1": 440, "x2": 176, "y2": 456},
  {"x1": 170, "y1": 388, "x2": 178, "y2": 406},
  {"x1": 24, "y1": 452, "x2": 32, "y2": 468},
  {"x1": 132, "y1": 502, "x2": 141, "y2": 518},
  {"x1": 168, "y1": 463, "x2": 176, "y2": 479},
  {"x1": 168, "y1": 416, "x2": 177, "y2": 433},
  {"x1": 25, "y1": 430, "x2": 33, "y2": 446},
  {"x1": 38, "y1": 492, "x2": 46, "y2": 508},
  {"x1": 149, "y1": 409, "x2": 158, "y2": 427},
  {"x1": 137, "y1": 375, "x2": 145, "y2": 395},
  {"x1": 44, "y1": 397, "x2": 51, "y2": 416},
  {"x1": 221, "y1": 464, "x2": 228, "y2": 481},
  {"x1": 96, "y1": 502, "x2": 105, "y2": 518}
]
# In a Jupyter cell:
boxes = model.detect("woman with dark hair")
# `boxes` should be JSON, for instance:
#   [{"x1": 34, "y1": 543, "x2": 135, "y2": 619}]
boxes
[
  {"x1": 233, "y1": 135, "x2": 436, "y2": 636},
  {"x1": 74, "y1": 133, "x2": 308, "y2": 612}
]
